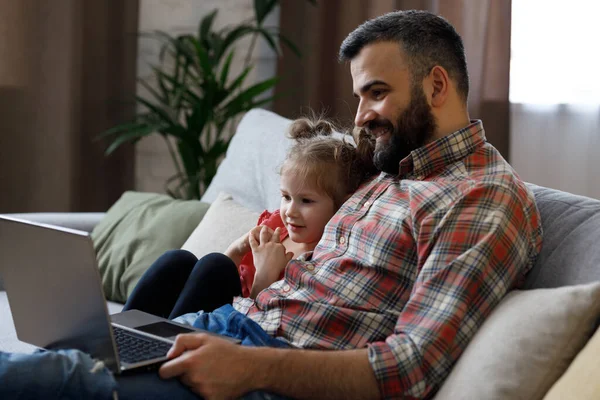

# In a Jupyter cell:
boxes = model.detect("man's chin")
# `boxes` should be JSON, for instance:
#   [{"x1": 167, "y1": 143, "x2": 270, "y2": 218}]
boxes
[{"x1": 374, "y1": 152, "x2": 401, "y2": 175}]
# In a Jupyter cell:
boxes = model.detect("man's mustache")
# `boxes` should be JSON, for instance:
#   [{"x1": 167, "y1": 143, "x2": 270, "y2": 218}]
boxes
[{"x1": 366, "y1": 119, "x2": 394, "y2": 136}]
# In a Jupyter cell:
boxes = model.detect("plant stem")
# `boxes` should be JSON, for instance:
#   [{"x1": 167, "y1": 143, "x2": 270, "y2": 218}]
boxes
[
  {"x1": 243, "y1": 32, "x2": 259, "y2": 70},
  {"x1": 162, "y1": 135, "x2": 185, "y2": 195}
]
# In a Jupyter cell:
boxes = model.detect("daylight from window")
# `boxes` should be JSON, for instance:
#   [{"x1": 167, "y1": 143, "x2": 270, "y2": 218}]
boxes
[{"x1": 510, "y1": 0, "x2": 600, "y2": 104}]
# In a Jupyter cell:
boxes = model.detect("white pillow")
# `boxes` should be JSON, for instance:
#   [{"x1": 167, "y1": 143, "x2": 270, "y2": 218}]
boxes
[
  {"x1": 200, "y1": 108, "x2": 352, "y2": 212},
  {"x1": 200, "y1": 109, "x2": 293, "y2": 212},
  {"x1": 434, "y1": 282, "x2": 600, "y2": 400},
  {"x1": 181, "y1": 192, "x2": 261, "y2": 258}
]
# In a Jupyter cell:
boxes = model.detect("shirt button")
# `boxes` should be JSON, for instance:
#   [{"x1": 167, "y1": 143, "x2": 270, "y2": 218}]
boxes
[
  {"x1": 282, "y1": 284, "x2": 291, "y2": 292},
  {"x1": 339, "y1": 236, "x2": 346, "y2": 245},
  {"x1": 363, "y1": 201, "x2": 370, "y2": 208},
  {"x1": 306, "y1": 264, "x2": 315, "y2": 271}
]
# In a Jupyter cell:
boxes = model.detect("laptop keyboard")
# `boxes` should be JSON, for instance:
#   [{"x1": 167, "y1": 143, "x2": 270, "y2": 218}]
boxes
[{"x1": 112, "y1": 326, "x2": 173, "y2": 364}]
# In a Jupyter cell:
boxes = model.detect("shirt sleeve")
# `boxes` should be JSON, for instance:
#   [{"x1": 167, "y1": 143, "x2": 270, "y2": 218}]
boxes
[{"x1": 367, "y1": 182, "x2": 541, "y2": 399}]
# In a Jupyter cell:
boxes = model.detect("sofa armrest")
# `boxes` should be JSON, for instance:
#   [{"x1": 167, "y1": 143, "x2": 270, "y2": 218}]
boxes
[{"x1": 0, "y1": 213, "x2": 106, "y2": 233}]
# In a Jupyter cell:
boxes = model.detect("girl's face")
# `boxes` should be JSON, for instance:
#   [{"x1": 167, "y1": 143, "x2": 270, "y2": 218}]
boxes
[{"x1": 279, "y1": 169, "x2": 336, "y2": 247}]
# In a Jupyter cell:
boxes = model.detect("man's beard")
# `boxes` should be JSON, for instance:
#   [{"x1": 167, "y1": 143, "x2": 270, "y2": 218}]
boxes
[{"x1": 368, "y1": 85, "x2": 437, "y2": 175}]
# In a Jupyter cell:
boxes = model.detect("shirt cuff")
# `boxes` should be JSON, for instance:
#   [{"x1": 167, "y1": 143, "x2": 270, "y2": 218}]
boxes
[{"x1": 368, "y1": 339, "x2": 425, "y2": 399}]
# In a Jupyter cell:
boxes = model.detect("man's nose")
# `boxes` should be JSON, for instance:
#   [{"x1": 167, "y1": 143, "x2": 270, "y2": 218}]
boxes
[{"x1": 354, "y1": 101, "x2": 376, "y2": 128}]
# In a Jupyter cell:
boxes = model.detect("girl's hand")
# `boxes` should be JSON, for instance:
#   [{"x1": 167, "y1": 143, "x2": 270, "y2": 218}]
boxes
[
  {"x1": 249, "y1": 226, "x2": 293, "y2": 298},
  {"x1": 224, "y1": 226, "x2": 263, "y2": 266}
]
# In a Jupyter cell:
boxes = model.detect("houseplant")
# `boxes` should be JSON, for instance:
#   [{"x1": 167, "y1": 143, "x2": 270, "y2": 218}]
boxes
[{"x1": 100, "y1": 0, "x2": 314, "y2": 200}]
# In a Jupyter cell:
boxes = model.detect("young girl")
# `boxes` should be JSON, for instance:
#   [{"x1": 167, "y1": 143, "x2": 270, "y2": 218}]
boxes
[{"x1": 123, "y1": 116, "x2": 376, "y2": 319}]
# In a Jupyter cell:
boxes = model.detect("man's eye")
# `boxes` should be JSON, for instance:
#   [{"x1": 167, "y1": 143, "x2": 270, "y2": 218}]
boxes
[{"x1": 372, "y1": 90, "x2": 384, "y2": 99}]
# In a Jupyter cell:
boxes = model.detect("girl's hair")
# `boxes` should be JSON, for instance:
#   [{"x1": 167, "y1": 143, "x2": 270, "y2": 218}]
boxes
[{"x1": 281, "y1": 117, "x2": 377, "y2": 209}]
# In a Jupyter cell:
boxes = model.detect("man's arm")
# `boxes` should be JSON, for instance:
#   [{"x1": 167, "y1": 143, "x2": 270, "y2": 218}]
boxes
[
  {"x1": 364, "y1": 182, "x2": 540, "y2": 398},
  {"x1": 159, "y1": 333, "x2": 380, "y2": 400}
]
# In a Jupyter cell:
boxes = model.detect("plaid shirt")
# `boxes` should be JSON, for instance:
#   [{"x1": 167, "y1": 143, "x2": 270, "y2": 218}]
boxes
[{"x1": 234, "y1": 121, "x2": 542, "y2": 399}]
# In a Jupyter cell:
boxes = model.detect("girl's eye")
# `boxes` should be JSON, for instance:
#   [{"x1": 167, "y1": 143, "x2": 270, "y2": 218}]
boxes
[
  {"x1": 302, "y1": 198, "x2": 314, "y2": 204},
  {"x1": 282, "y1": 195, "x2": 291, "y2": 201}
]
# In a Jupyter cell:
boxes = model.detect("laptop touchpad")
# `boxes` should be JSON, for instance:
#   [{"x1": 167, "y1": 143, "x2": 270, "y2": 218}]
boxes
[{"x1": 135, "y1": 322, "x2": 195, "y2": 338}]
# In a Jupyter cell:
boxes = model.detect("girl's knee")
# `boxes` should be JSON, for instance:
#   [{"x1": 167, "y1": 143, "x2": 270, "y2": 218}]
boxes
[{"x1": 161, "y1": 249, "x2": 198, "y2": 264}]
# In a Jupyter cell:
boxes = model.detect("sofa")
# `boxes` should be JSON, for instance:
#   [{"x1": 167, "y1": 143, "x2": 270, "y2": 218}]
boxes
[{"x1": 1, "y1": 108, "x2": 600, "y2": 399}]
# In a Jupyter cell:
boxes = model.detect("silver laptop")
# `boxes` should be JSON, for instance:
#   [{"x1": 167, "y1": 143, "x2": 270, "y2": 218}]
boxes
[{"x1": 0, "y1": 215, "x2": 238, "y2": 374}]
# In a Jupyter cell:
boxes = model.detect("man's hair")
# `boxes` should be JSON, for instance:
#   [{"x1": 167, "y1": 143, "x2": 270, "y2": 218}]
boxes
[
  {"x1": 281, "y1": 117, "x2": 377, "y2": 209},
  {"x1": 339, "y1": 10, "x2": 469, "y2": 103}
]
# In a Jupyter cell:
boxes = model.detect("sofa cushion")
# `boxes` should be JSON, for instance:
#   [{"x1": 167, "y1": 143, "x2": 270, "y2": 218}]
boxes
[
  {"x1": 525, "y1": 184, "x2": 600, "y2": 288},
  {"x1": 434, "y1": 282, "x2": 600, "y2": 400},
  {"x1": 91, "y1": 191, "x2": 210, "y2": 303},
  {"x1": 181, "y1": 192, "x2": 261, "y2": 258}
]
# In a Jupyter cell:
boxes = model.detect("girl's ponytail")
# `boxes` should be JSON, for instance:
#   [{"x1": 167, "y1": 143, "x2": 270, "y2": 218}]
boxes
[{"x1": 288, "y1": 117, "x2": 335, "y2": 140}]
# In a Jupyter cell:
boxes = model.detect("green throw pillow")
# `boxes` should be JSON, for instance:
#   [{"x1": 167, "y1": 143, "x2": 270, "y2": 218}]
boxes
[{"x1": 91, "y1": 191, "x2": 210, "y2": 303}]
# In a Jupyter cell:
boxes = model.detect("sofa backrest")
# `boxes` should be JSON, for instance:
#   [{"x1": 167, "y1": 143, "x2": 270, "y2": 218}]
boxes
[
  {"x1": 204, "y1": 108, "x2": 600, "y2": 290},
  {"x1": 524, "y1": 184, "x2": 600, "y2": 289}
]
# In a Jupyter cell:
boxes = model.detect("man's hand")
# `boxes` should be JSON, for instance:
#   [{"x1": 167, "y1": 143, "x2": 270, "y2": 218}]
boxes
[
  {"x1": 249, "y1": 226, "x2": 293, "y2": 298},
  {"x1": 159, "y1": 334, "x2": 380, "y2": 400},
  {"x1": 159, "y1": 333, "x2": 257, "y2": 400}
]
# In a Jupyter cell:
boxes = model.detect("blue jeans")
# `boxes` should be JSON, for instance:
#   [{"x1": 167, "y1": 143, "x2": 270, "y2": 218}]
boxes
[{"x1": 0, "y1": 305, "x2": 292, "y2": 400}]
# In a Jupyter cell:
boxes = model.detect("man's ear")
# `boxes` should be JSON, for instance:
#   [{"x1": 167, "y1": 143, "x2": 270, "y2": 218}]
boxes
[{"x1": 426, "y1": 66, "x2": 449, "y2": 108}]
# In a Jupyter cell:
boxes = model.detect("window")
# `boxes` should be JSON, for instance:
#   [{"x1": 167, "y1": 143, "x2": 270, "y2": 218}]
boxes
[{"x1": 510, "y1": 0, "x2": 600, "y2": 104}]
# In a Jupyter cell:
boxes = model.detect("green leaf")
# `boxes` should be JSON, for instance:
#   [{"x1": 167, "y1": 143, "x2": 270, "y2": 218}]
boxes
[
  {"x1": 137, "y1": 77, "x2": 166, "y2": 104},
  {"x1": 219, "y1": 50, "x2": 235, "y2": 86},
  {"x1": 254, "y1": 0, "x2": 278, "y2": 26},
  {"x1": 183, "y1": 35, "x2": 214, "y2": 78},
  {"x1": 97, "y1": 121, "x2": 149, "y2": 139},
  {"x1": 105, "y1": 125, "x2": 161, "y2": 155},
  {"x1": 135, "y1": 95, "x2": 175, "y2": 124},
  {"x1": 222, "y1": 77, "x2": 278, "y2": 112},
  {"x1": 226, "y1": 66, "x2": 252, "y2": 93},
  {"x1": 277, "y1": 33, "x2": 302, "y2": 57},
  {"x1": 199, "y1": 10, "x2": 218, "y2": 42},
  {"x1": 220, "y1": 25, "x2": 257, "y2": 55},
  {"x1": 151, "y1": 67, "x2": 201, "y2": 105},
  {"x1": 252, "y1": 26, "x2": 280, "y2": 55}
]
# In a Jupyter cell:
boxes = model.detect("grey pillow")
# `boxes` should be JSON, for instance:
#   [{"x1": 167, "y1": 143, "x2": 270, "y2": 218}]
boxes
[{"x1": 433, "y1": 282, "x2": 600, "y2": 400}]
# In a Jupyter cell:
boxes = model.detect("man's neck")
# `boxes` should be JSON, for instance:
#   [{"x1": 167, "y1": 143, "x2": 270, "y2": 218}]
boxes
[{"x1": 432, "y1": 108, "x2": 471, "y2": 141}]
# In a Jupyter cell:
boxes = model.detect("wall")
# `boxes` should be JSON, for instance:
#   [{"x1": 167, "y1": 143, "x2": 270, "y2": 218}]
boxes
[{"x1": 135, "y1": 0, "x2": 278, "y2": 194}]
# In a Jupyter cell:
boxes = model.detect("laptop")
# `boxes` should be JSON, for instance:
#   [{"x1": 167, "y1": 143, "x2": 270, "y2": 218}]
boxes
[{"x1": 0, "y1": 215, "x2": 239, "y2": 374}]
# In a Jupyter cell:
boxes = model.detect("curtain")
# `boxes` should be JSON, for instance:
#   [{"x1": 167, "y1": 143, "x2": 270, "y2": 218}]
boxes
[
  {"x1": 0, "y1": 0, "x2": 138, "y2": 212},
  {"x1": 274, "y1": 0, "x2": 511, "y2": 158},
  {"x1": 509, "y1": 0, "x2": 600, "y2": 200},
  {"x1": 510, "y1": 104, "x2": 600, "y2": 199}
]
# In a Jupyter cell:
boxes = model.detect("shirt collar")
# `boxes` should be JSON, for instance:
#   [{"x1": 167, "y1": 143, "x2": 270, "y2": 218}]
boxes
[{"x1": 398, "y1": 120, "x2": 486, "y2": 179}]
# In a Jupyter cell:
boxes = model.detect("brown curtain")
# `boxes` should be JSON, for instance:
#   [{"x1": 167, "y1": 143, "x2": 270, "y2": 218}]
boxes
[
  {"x1": 0, "y1": 0, "x2": 138, "y2": 213},
  {"x1": 275, "y1": 0, "x2": 511, "y2": 158}
]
